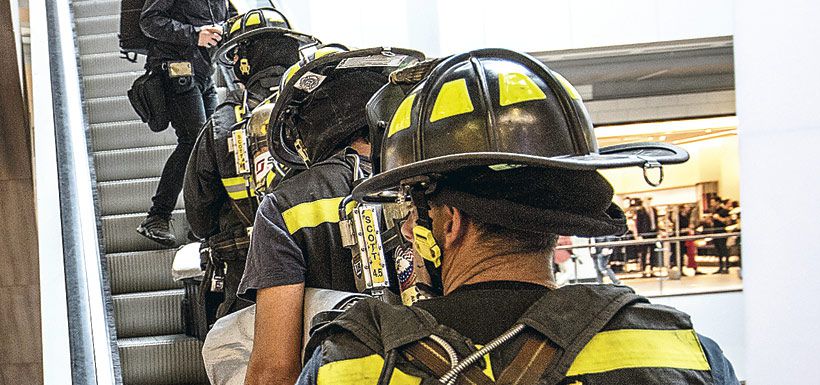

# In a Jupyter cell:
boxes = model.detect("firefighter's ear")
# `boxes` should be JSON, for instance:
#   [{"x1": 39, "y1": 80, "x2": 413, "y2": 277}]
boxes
[{"x1": 432, "y1": 204, "x2": 467, "y2": 251}]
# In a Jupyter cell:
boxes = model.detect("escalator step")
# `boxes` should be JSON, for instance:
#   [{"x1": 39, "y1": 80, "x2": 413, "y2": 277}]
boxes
[
  {"x1": 107, "y1": 249, "x2": 181, "y2": 294},
  {"x1": 101, "y1": 210, "x2": 190, "y2": 254},
  {"x1": 75, "y1": 14, "x2": 119, "y2": 36},
  {"x1": 118, "y1": 334, "x2": 207, "y2": 385},
  {"x1": 114, "y1": 289, "x2": 185, "y2": 338},
  {"x1": 93, "y1": 145, "x2": 174, "y2": 182},
  {"x1": 78, "y1": 32, "x2": 120, "y2": 55},
  {"x1": 81, "y1": 52, "x2": 146, "y2": 76},
  {"x1": 99, "y1": 177, "x2": 184, "y2": 216},
  {"x1": 83, "y1": 71, "x2": 143, "y2": 99},
  {"x1": 85, "y1": 95, "x2": 141, "y2": 124},
  {"x1": 90, "y1": 120, "x2": 176, "y2": 152},
  {"x1": 73, "y1": 0, "x2": 120, "y2": 20}
]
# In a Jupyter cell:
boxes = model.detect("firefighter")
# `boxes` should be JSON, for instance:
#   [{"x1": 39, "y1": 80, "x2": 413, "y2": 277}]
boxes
[
  {"x1": 182, "y1": 8, "x2": 317, "y2": 338},
  {"x1": 236, "y1": 46, "x2": 424, "y2": 385},
  {"x1": 296, "y1": 49, "x2": 739, "y2": 385}
]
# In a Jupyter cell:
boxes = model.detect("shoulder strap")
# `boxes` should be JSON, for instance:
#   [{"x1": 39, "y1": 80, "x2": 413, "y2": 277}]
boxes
[
  {"x1": 495, "y1": 329, "x2": 557, "y2": 385},
  {"x1": 401, "y1": 338, "x2": 494, "y2": 385}
]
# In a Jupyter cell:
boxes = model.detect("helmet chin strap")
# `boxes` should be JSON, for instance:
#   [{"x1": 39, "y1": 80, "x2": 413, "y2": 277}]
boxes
[{"x1": 409, "y1": 185, "x2": 443, "y2": 293}]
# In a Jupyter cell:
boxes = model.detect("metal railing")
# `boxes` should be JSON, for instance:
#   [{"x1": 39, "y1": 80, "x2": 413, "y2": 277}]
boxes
[
  {"x1": 555, "y1": 231, "x2": 740, "y2": 250},
  {"x1": 31, "y1": 0, "x2": 121, "y2": 383}
]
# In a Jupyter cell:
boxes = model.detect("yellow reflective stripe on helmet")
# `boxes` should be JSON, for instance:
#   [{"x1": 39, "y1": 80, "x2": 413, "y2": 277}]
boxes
[
  {"x1": 387, "y1": 94, "x2": 416, "y2": 137},
  {"x1": 430, "y1": 78, "x2": 474, "y2": 123},
  {"x1": 284, "y1": 63, "x2": 301, "y2": 83},
  {"x1": 230, "y1": 19, "x2": 242, "y2": 33},
  {"x1": 245, "y1": 13, "x2": 262, "y2": 27},
  {"x1": 222, "y1": 176, "x2": 255, "y2": 200},
  {"x1": 317, "y1": 354, "x2": 421, "y2": 385},
  {"x1": 566, "y1": 329, "x2": 710, "y2": 376},
  {"x1": 281, "y1": 197, "x2": 356, "y2": 234},
  {"x1": 498, "y1": 72, "x2": 547, "y2": 106},
  {"x1": 314, "y1": 46, "x2": 343, "y2": 59},
  {"x1": 553, "y1": 72, "x2": 581, "y2": 101}
]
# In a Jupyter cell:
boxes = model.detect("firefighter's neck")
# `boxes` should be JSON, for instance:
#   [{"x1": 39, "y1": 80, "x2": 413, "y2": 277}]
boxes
[
  {"x1": 430, "y1": 205, "x2": 554, "y2": 295},
  {"x1": 349, "y1": 137, "x2": 371, "y2": 157}
]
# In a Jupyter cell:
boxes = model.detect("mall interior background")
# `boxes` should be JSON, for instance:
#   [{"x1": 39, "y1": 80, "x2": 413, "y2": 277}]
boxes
[{"x1": 1, "y1": 0, "x2": 819, "y2": 383}]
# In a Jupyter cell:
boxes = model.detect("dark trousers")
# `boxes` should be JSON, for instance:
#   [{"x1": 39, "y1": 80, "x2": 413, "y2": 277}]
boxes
[
  {"x1": 714, "y1": 237, "x2": 730, "y2": 271},
  {"x1": 641, "y1": 234, "x2": 658, "y2": 269},
  {"x1": 148, "y1": 74, "x2": 218, "y2": 218}
]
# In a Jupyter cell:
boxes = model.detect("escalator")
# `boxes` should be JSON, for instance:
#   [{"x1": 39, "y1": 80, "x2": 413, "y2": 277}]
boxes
[{"x1": 72, "y1": 0, "x2": 207, "y2": 383}]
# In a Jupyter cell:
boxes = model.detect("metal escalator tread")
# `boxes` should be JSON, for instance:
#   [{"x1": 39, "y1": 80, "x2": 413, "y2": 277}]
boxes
[
  {"x1": 72, "y1": 0, "x2": 120, "y2": 20},
  {"x1": 81, "y1": 52, "x2": 146, "y2": 76},
  {"x1": 78, "y1": 32, "x2": 120, "y2": 55},
  {"x1": 101, "y1": 209, "x2": 190, "y2": 254},
  {"x1": 90, "y1": 120, "x2": 177, "y2": 152},
  {"x1": 99, "y1": 177, "x2": 184, "y2": 216},
  {"x1": 83, "y1": 71, "x2": 144, "y2": 99},
  {"x1": 75, "y1": 14, "x2": 119, "y2": 36},
  {"x1": 93, "y1": 145, "x2": 175, "y2": 182},
  {"x1": 114, "y1": 289, "x2": 185, "y2": 338},
  {"x1": 118, "y1": 334, "x2": 208, "y2": 385},
  {"x1": 85, "y1": 95, "x2": 141, "y2": 124},
  {"x1": 107, "y1": 249, "x2": 182, "y2": 294},
  {"x1": 72, "y1": 1, "x2": 207, "y2": 382}
]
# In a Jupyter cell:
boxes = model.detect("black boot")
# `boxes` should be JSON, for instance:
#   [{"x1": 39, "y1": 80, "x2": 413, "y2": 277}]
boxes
[{"x1": 137, "y1": 215, "x2": 176, "y2": 247}]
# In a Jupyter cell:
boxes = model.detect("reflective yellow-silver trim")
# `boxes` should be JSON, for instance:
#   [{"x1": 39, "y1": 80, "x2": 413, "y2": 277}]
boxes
[
  {"x1": 222, "y1": 176, "x2": 255, "y2": 200},
  {"x1": 229, "y1": 12, "x2": 286, "y2": 33},
  {"x1": 429, "y1": 78, "x2": 474, "y2": 122},
  {"x1": 553, "y1": 71, "x2": 581, "y2": 101},
  {"x1": 387, "y1": 93, "x2": 416, "y2": 137},
  {"x1": 314, "y1": 46, "x2": 342, "y2": 59},
  {"x1": 284, "y1": 63, "x2": 301, "y2": 83},
  {"x1": 317, "y1": 354, "x2": 421, "y2": 385},
  {"x1": 498, "y1": 72, "x2": 547, "y2": 106},
  {"x1": 566, "y1": 329, "x2": 710, "y2": 376},
  {"x1": 281, "y1": 197, "x2": 356, "y2": 234}
]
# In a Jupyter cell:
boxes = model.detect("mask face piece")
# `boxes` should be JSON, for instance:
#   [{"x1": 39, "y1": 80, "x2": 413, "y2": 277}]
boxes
[{"x1": 412, "y1": 225, "x2": 441, "y2": 268}]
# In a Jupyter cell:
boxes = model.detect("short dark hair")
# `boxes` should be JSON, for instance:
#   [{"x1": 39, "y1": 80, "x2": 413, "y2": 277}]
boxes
[{"x1": 461, "y1": 210, "x2": 558, "y2": 255}]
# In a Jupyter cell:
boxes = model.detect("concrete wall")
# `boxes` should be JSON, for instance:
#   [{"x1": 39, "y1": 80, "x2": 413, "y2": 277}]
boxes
[{"x1": 735, "y1": 1, "x2": 820, "y2": 383}]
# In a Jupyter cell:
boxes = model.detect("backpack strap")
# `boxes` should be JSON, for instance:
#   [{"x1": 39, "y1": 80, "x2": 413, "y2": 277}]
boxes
[
  {"x1": 495, "y1": 329, "x2": 558, "y2": 385},
  {"x1": 401, "y1": 338, "x2": 494, "y2": 385}
]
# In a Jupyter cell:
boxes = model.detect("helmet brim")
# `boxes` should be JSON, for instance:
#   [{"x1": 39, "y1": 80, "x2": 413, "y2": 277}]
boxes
[
  {"x1": 352, "y1": 142, "x2": 688, "y2": 201},
  {"x1": 216, "y1": 28, "x2": 319, "y2": 66}
]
